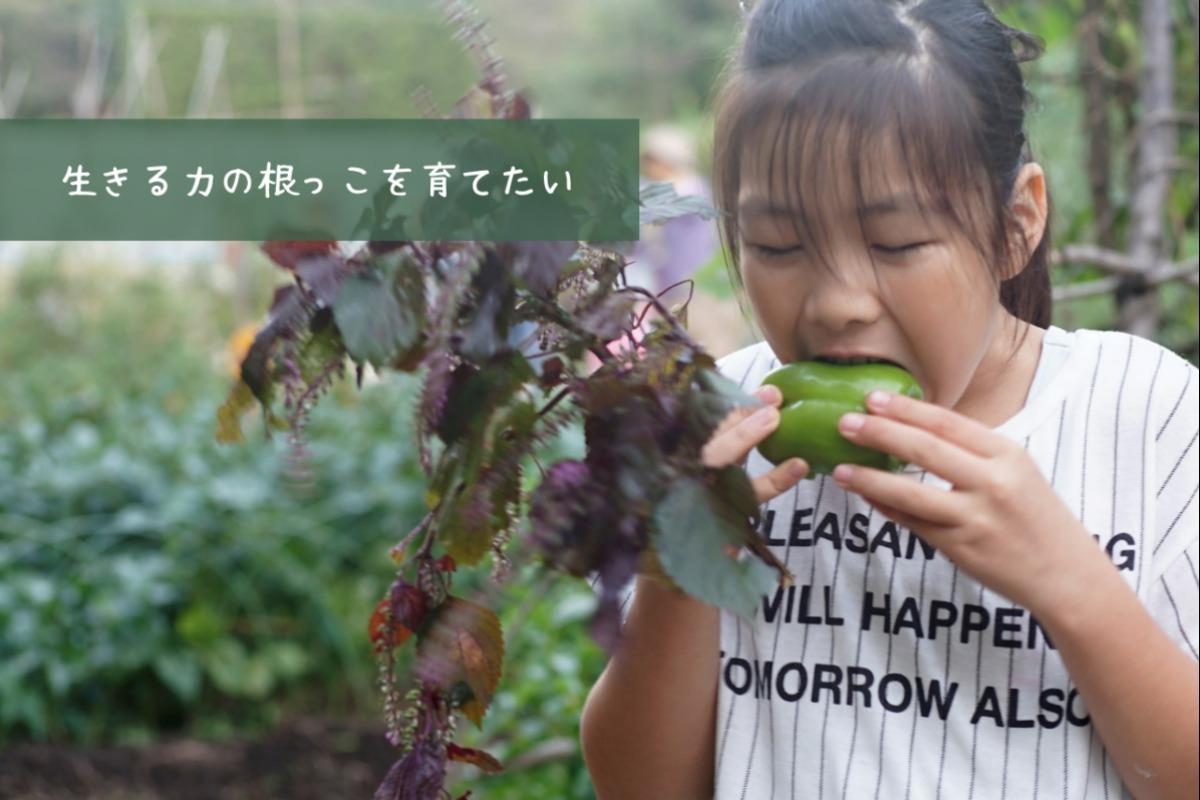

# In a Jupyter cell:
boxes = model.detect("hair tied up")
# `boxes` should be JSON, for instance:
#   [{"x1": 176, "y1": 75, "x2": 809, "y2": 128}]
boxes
[{"x1": 1000, "y1": 24, "x2": 1045, "y2": 64}]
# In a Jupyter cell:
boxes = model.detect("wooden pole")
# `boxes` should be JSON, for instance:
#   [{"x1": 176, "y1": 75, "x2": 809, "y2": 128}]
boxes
[{"x1": 1118, "y1": 0, "x2": 1176, "y2": 338}]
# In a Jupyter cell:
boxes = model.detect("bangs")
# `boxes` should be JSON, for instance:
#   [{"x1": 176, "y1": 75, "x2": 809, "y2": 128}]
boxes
[{"x1": 714, "y1": 52, "x2": 1005, "y2": 285}]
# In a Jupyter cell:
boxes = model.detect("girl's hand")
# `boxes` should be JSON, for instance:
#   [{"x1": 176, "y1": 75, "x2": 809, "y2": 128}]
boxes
[
  {"x1": 829, "y1": 389, "x2": 1103, "y2": 614},
  {"x1": 638, "y1": 384, "x2": 809, "y2": 584},
  {"x1": 701, "y1": 384, "x2": 810, "y2": 504}
]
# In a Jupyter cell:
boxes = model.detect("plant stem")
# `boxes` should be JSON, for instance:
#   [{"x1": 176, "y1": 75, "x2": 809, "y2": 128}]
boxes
[{"x1": 537, "y1": 386, "x2": 572, "y2": 418}]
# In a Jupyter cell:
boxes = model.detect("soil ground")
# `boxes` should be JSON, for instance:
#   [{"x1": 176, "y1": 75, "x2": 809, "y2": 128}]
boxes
[{"x1": 0, "y1": 717, "x2": 398, "y2": 800}]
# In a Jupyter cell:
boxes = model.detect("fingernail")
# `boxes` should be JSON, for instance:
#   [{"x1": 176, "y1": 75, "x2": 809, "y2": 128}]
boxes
[
  {"x1": 753, "y1": 405, "x2": 778, "y2": 426},
  {"x1": 755, "y1": 385, "x2": 780, "y2": 402},
  {"x1": 867, "y1": 390, "x2": 891, "y2": 409},
  {"x1": 833, "y1": 464, "x2": 853, "y2": 482},
  {"x1": 839, "y1": 412, "x2": 864, "y2": 433}
]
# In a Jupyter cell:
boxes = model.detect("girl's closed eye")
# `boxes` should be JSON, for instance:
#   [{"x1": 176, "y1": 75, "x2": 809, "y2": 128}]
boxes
[
  {"x1": 747, "y1": 241, "x2": 805, "y2": 260},
  {"x1": 872, "y1": 240, "x2": 934, "y2": 255}
]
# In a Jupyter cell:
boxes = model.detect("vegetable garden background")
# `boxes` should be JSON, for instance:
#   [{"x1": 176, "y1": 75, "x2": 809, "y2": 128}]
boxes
[{"x1": 0, "y1": 0, "x2": 1195, "y2": 798}]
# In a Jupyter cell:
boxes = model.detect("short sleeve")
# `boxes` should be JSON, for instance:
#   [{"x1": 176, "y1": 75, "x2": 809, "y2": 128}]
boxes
[{"x1": 1146, "y1": 358, "x2": 1199, "y2": 659}]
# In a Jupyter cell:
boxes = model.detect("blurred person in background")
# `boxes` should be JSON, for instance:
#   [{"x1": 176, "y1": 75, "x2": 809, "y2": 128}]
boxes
[{"x1": 628, "y1": 124, "x2": 720, "y2": 300}]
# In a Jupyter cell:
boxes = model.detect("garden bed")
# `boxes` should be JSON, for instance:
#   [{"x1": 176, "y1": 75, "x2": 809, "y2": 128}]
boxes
[{"x1": 0, "y1": 717, "x2": 396, "y2": 800}]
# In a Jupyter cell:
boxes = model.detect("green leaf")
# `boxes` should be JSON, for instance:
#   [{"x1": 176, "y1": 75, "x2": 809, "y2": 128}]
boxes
[
  {"x1": 296, "y1": 314, "x2": 346, "y2": 382},
  {"x1": 651, "y1": 476, "x2": 776, "y2": 622},
  {"x1": 711, "y1": 463, "x2": 761, "y2": 525},
  {"x1": 436, "y1": 351, "x2": 535, "y2": 448},
  {"x1": 440, "y1": 485, "x2": 494, "y2": 566},
  {"x1": 696, "y1": 366, "x2": 758, "y2": 410},
  {"x1": 439, "y1": 396, "x2": 538, "y2": 566},
  {"x1": 332, "y1": 259, "x2": 422, "y2": 368}
]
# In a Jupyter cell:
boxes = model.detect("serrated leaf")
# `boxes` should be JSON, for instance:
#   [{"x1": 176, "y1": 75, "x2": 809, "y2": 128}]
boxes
[
  {"x1": 374, "y1": 741, "x2": 445, "y2": 800},
  {"x1": 368, "y1": 579, "x2": 429, "y2": 650},
  {"x1": 436, "y1": 351, "x2": 535, "y2": 448},
  {"x1": 414, "y1": 597, "x2": 504, "y2": 730},
  {"x1": 575, "y1": 292, "x2": 638, "y2": 342},
  {"x1": 333, "y1": 267, "x2": 420, "y2": 368},
  {"x1": 697, "y1": 366, "x2": 758, "y2": 409},
  {"x1": 684, "y1": 366, "x2": 761, "y2": 445},
  {"x1": 438, "y1": 397, "x2": 535, "y2": 565},
  {"x1": 706, "y1": 467, "x2": 792, "y2": 586},
  {"x1": 441, "y1": 486, "x2": 494, "y2": 567},
  {"x1": 295, "y1": 253, "x2": 350, "y2": 306},
  {"x1": 460, "y1": 247, "x2": 517, "y2": 363},
  {"x1": 503, "y1": 240, "x2": 578, "y2": 296},
  {"x1": 241, "y1": 285, "x2": 310, "y2": 404},
  {"x1": 296, "y1": 313, "x2": 346, "y2": 382},
  {"x1": 711, "y1": 464, "x2": 761, "y2": 523},
  {"x1": 455, "y1": 630, "x2": 491, "y2": 727},
  {"x1": 651, "y1": 477, "x2": 776, "y2": 621}
]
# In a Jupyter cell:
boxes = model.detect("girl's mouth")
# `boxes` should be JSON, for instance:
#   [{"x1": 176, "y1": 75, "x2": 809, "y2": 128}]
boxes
[{"x1": 813, "y1": 355, "x2": 905, "y2": 370}]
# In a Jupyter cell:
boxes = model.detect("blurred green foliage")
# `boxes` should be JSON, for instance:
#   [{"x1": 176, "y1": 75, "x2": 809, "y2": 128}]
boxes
[
  {"x1": 0, "y1": 254, "x2": 424, "y2": 744},
  {"x1": 1001, "y1": 0, "x2": 1199, "y2": 363},
  {"x1": 0, "y1": 255, "x2": 606, "y2": 797},
  {"x1": 0, "y1": 0, "x2": 477, "y2": 118}
]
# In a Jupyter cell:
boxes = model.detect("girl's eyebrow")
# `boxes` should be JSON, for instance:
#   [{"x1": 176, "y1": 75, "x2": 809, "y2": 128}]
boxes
[
  {"x1": 737, "y1": 197, "x2": 790, "y2": 220},
  {"x1": 860, "y1": 195, "x2": 924, "y2": 216},
  {"x1": 738, "y1": 194, "x2": 939, "y2": 220}
]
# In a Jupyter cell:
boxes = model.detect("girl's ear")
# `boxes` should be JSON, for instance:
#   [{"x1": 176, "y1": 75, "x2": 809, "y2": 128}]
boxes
[{"x1": 1004, "y1": 162, "x2": 1048, "y2": 280}]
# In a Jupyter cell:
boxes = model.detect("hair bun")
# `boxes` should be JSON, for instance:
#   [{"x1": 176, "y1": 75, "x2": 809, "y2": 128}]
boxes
[{"x1": 1001, "y1": 25, "x2": 1044, "y2": 63}]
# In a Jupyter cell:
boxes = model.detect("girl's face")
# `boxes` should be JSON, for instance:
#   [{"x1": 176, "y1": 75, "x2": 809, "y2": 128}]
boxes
[{"x1": 736, "y1": 138, "x2": 1044, "y2": 425}]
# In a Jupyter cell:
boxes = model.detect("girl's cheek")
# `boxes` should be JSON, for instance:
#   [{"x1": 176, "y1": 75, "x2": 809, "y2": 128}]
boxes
[
  {"x1": 740, "y1": 264, "x2": 774, "y2": 306},
  {"x1": 746, "y1": 272, "x2": 796, "y2": 320}
]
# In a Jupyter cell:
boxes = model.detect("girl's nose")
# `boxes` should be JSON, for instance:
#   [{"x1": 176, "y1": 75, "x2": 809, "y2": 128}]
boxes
[{"x1": 802, "y1": 263, "x2": 884, "y2": 332}]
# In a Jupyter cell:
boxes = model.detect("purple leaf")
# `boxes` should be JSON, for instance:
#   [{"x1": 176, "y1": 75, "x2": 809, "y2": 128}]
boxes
[
  {"x1": 502, "y1": 241, "x2": 578, "y2": 297},
  {"x1": 260, "y1": 240, "x2": 340, "y2": 271},
  {"x1": 295, "y1": 254, "x2": 349, "y2": 307},
  {"x1": 373, "y1": 740, "x2": 446, "y2": 800},
  {"x1": 241, "y1": 285, "x2": 311, "y2": 403}
]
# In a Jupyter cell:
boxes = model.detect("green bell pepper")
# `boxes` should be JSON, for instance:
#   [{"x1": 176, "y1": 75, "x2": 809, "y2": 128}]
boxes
[{"x1": 756, "y1": 361, "x2": 923, "y2": 476}]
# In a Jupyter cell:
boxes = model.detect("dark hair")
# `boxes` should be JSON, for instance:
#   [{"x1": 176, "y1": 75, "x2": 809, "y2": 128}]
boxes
[{"x1": 710, "y1": 0, "x2": 1052, "y2": 357}]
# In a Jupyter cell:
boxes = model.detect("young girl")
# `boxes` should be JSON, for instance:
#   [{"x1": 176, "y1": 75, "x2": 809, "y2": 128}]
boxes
[{"x1": 580, "y1": 1, "x2": 1199, "y2": 798}]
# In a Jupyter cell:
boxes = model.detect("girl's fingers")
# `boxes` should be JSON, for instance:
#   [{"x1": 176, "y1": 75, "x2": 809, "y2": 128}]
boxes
[
  {"x1": 712, "y1": 384, "x2": 781, "y2": 438},
  {"x1": 751, "y1": 457, "x2": 809, "y2": 504},
  {"x1": 833, "y1": 464, "x2": 964, "y2": 527},
  {"x1": 865, "y1": 499, "x2": 934, "y2": 541},
  {"x1": 863, "y1": 391, "x2": 1010, "y2": 459},
  {"x1": 702, "y1": 400, "x2": 780, "y2": 468},
  {"x1": 838, "y1": 412, "x2": 987, "y2": 489}
]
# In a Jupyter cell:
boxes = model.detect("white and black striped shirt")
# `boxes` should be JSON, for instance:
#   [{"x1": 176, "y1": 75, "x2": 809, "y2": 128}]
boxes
[{"x1": 612, "y1": 324, "x2": 1199, "y2": 799}]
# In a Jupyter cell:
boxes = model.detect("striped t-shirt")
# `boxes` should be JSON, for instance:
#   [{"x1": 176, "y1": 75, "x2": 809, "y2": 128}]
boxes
[{"x1": 611, "y1": 324, "x2": 1199, "y2": 799}]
